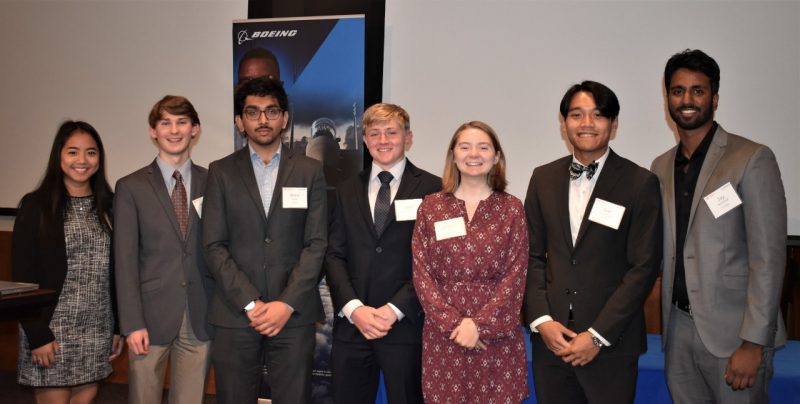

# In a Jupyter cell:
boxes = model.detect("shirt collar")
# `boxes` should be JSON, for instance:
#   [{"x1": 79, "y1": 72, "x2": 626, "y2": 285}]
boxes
[
  {"x1": 156, "y1": 156, "x2": 192, "y2": 183},
  {"x1": 571, "y1": 148, "x2": 610, "y2": 179},
  {"x1": 370, "y1": 158, "x2": 407, "y2": 183},
  {"x1": 676, "y1": 121, "x2": 718, "y2": 165},
  {"x1": 249, "y1": 142, "x2": 282, "y2": 165}
]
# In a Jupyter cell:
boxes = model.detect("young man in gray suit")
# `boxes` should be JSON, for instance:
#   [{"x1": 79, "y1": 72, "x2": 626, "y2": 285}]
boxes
[
  {"x1": 114, "y1": 96, "x2": 214, "y2": 404},
  {"x1": 651, "y1": 49, "x2": 787, "y2": 403},
  {"x1": 203, "y1": 77, "x2": 327, "y2": 404}
]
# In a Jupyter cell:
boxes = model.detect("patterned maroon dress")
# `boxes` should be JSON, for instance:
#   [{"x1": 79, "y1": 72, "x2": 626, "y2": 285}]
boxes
[{"x1": 412, "y1": 191, "x2": 529, "y2": 403}]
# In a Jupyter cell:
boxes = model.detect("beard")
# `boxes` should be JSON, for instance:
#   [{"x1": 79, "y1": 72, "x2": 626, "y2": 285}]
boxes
[{"x1": 669, "y1": 100, "x2": 714, "y2": 130}]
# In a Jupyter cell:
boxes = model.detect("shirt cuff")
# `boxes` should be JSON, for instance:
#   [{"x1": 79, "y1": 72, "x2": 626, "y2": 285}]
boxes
[
  {"x1": 386, "y1": 303, "x2": 404, "y2": 321},
  {"x1": 243, "y1": 300, "x2": 256, "y2": 312},
  {"x1": 341, "y1": 299, "x2": 364, "y2": 323},
  {"x1": 530, "y1": 315, "x2": 554, "y2": 333},
  {"x1": 588, "y1": 327, "x2": 611, "y2": 346}
]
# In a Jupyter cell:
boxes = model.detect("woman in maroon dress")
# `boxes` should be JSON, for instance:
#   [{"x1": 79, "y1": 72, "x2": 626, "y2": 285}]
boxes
[{"x1": 412, "y1": 121, "x2": 529, "y2": 403}]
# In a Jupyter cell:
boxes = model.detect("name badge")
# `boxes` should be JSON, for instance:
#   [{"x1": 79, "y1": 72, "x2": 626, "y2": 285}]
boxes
[
  {"x1": 588, "y1": 198, "x2": 625, "y2": 230},
  {"x1": 282, "y1": 187, "x2": 308, "y2": 209},
  {"x1": 192, "y1": 197, "x2": 204, "y2": 218},
  {"x1": 434, "y1": 217, "x2": 467, "y2": 241},
  {"x1": 703, "y1": 182, "x2": 742, "y2": 219},
  {"x1": 394, "y1": 198, "x2": 423, "y2": 221}
]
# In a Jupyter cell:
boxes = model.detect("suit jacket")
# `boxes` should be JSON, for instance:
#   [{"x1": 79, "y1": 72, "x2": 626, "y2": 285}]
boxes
[
  {"x1": 651, "y1": 125, "x2": 787, "y2": 357},
  {"x1": 203, "y1": 146, "x2": 327, "y2": 328},
  {"x1": 523, "y1": 149, "x2": 662, "y2": 355},
  {"x1": 325, "y1": 160, "x2": 441, "y2": 344},
  {"x1": 12, "y1": 191, "x2": 117, "y2": 349},
  {"x1": 114, "y1": 160, "x2": 214, "y2": 344}
]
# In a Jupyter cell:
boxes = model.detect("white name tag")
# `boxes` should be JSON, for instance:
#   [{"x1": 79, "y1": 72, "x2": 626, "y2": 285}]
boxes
[
  {"x1": 588, "y1": 198, "x2": 625, "y2": 230},
  {"x1": 394, "y1": 198, "x2": 423, "y2": 221},
  {"x1": 703, "y1": 182, "x2": 742, "y2": 219},
  {"x1": 192, "y1": 197, "x2": 203, "y2": 218},
  {"x1": 434, "y1": 217, "x2": 467, "y2": 241},
  {"x1": 282, "y1": 187, "x2": 308, "y2": 209}
]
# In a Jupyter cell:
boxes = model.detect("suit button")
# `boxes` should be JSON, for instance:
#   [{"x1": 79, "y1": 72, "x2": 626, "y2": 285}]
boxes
[
  {"x1": 264, "y1": 238, "x2": 272, "y2": 244},
  {"x1": 565, "y1": 288, "x2": 571, "y2": 295},
  {"x1": 571, "y1": 259, "x2": 578, "y2": 265},
  {"x1": 181, "y1": 282, "x2": 187, "y2": 287},
  {"x1": 376, "y1": 246, "x2": 383, "y2": 253}
]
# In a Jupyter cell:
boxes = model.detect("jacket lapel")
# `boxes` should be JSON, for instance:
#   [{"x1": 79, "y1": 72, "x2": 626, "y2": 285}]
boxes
[
  {"x1": 687, "y1": 127, "x2": 727, "y2": 233},
  {"x1": 235, "y1": 147, "x2": 269, "y2": 224},
  {"x1": 573, "y1": 150, "x2": 623, "y2": 250},
  {"x1": 663, "y1": 147, "x2": 679, "y2": 246},
  {"x1": 356, "y1": 170, "x2": 378, "y2": 239},
  {"x1": 555, "y1": 157, "x2": 574, "y2": 250},
  {"x1": 266, "y1": 147, "x2": 296, "y2": 225},
  {"x1": 146, "y1": 159, "x2": 184, "y2": 241}
]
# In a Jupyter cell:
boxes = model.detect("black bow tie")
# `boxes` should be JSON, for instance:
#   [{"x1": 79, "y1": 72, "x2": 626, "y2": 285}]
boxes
[{"x1": 569, "y1": 161, "x2": 599, "y2": 180}]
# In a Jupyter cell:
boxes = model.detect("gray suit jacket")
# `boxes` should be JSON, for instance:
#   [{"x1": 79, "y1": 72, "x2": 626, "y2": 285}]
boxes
[
  {"x1": 202, "y1": 146, "x2": 327, "y2": 328},
  {"x1": 114, "y1": 160, "x2": 214, "y2": 344},
  {"x1": 651, "y1": 125, "x2": 787, "y2": 357}
]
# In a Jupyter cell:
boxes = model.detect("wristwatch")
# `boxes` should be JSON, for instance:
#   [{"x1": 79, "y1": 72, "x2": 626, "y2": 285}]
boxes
[{"x1": 591, "y1": 335, "x2": 603, "y2": 348}]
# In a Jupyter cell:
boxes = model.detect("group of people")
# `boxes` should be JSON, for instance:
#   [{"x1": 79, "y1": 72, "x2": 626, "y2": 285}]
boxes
[{"x1": 12, "y1": 48, "x2": 786, "y2": 404}]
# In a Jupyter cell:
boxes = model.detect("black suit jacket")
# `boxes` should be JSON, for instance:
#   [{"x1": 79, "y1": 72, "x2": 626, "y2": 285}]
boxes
[
  {"x1": 523, "y1": 150, "x2": 662, "y2": 355},
  {"x1": 12, "y1": 191, "x2": 118, "y2": 349},
  {"x1": 326, "y1": 160, "x2": 440, "y2": 344},
  {"x1": 114, "y1": 160, "x2": 214, "y2": 343},
  {"x1": 203, "y1": 146, "x2": 327, "y2": 328}
]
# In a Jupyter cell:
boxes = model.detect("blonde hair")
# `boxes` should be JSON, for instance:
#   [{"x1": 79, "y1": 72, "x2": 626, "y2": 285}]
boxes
[
  {"x1": 442, "y1": 121, "x2": 507, "y2": 193},
  {"x1": 362, "y1": 103, "x2": 410, "y2": 131}
]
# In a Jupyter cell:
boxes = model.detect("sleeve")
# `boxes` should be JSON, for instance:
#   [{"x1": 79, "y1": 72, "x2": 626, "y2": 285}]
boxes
[
  {"x1": 591, "y1": 174, "x2": 662, "y2": 341},
  {"x1": 523, "y1": 169, "x2": 551, "y2": 324},
  {"x1": 324, "y1": 187, "x2": 358, "y2": 313},
  {"x1": 202, "y1": 164, "x2": 261, "y2": 311},
  {"x1": 12, "y1": 194, "x2": 56, "y2": 349},
  {"x1": 411, "y1": 196, "x2": 462, "y2": 333},
  {"x1": 112, "y1": 181, "x2": 146, "y2": 335},
  {"x1": 278, "y1": 162, "x2": 328, "y2": 312},
  {"x1": 473, "y1": 198, "x2": 529, "y2": 340},
  {"x1": 738, "y1": 146, "x2": 787, "y2": 346}
]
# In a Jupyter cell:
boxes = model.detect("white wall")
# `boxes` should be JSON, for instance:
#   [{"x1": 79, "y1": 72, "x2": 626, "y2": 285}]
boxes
[
  {"x1": 1, "y1": 0, "x2": 798, "y2": 234},
  {"x1": 385, "y1": 0, "x2": 800, "y2": 234}
]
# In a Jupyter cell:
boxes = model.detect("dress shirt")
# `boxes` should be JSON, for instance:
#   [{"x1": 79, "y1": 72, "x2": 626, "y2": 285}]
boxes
[
  {"x1": 673, "y1": 122, "x2": 717, "y2": 310},
  {"x1": 249, "y1": 143, "x2": 281, "y2": 218},
  {"x1": 341, "y1": 158, "x2": 408, "y2": 323},
  {"x1": 530, "y1": 149, "x2": 611, "y2": 346},
  {"x1": 156, "y1": 156, "x2": 192, "y2": 211}
]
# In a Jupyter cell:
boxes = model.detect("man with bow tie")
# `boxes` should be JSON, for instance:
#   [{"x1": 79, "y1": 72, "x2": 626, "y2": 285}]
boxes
[{"x1": 523, "y1": 80, "x2": 663, "y2": 404}]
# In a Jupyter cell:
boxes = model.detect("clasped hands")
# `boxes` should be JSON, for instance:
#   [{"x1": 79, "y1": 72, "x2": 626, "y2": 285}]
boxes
[
  {"x1": 352, "y1": 305, "x2": 398, "y2": 340},
  {"x1": 247, "y1": 300, "x2": 293, "y2": 337},
  {"x1": 450, "y1": 318, "x2": 487, "y2": 351},
  {"x1": 538, "y1": 320, "x2": 599, "y2": 367}
]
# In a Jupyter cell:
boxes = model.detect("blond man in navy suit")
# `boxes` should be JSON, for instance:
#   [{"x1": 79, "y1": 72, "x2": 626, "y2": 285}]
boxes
[
  {"x1": 651, "y1": 49, "x2": 787, "y2": 403},
  {"x1": 115, "y1": 96, "x2": 214, "y2": 404}
]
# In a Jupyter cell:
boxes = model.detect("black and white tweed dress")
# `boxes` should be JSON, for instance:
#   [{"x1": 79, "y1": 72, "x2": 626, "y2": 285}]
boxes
[{"x1": 18, "y1": 196, "x2": 114, "y2": 387}]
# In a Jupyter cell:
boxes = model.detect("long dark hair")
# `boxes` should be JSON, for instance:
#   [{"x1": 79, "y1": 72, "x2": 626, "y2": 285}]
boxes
[{"x1": 31, "y1": 121, "x2": 113, "y2": 237}]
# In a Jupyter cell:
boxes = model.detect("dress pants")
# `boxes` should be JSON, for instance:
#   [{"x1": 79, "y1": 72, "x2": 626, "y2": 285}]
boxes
[
  {"x1": 331, "y1": 338, "x2": 423, "y2": 404},
  {"x1": 128, "y1": 309, "x2": 211, "y2": 404},
  {"x1": 531, "y1": 333, "x2": 638, "y2": 404},
  {"x1": 212, "y1": 323, "x2": 315, "y2": 404},
  {"x1": 665, "y1": 307, "x2": 774, "y2": 404}
]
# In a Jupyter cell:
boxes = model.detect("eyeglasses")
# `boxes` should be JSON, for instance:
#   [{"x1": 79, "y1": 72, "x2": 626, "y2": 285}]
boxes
[{"x1": 243, "y1": 106, "x2": 284, "y2": 121}]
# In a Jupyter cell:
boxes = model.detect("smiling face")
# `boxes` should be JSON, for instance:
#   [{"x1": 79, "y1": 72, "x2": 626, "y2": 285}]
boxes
[
  {"x1": 363, "y1": 117, "x2": 413, "y2": 170},
  {"x1": 149, "y1": 112, "x2": 199, "y2": 164},
  {"x1": 60, "y1": 131, "x2": 100, "y2": 196},
  {"x1": 452, "y1": 127, "x2": 500, "y2": 181},
  {"x1": 667, "y1": 68, "x2": 718, "y2": 134},
  {"x1": 564, "y1": 91, "x2": 617, "y2": 165}
]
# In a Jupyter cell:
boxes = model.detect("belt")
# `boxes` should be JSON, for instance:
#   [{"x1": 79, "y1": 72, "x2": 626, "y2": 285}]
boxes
[{"x1": 673, "y1": 300, "x2": 691, "y2": 314}]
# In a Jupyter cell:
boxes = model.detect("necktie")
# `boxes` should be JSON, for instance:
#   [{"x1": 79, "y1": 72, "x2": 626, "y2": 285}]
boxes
[
  {"x1": 171, "y1": 170, "x2": 188, "y2": 239},
  {"x1": 569, "y1": 161, "x2": 599, "y2": 180},
  {"x1": 374, "y1": 171, "x2": 393, "y2": 234}
]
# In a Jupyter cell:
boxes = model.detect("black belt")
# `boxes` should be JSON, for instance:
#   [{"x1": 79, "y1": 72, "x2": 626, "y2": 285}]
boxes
[{"x1": 673, "y1": 300, "x2": 691, "y2": 314}]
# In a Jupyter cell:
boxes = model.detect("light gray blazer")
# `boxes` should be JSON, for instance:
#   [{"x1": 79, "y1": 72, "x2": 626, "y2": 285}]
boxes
[
  {"x1": 651, "y1": 125, "x2": 787, "y2": 357},
  {"x1": 114, "y1": 160, "x2": 214, "y2": 344}
]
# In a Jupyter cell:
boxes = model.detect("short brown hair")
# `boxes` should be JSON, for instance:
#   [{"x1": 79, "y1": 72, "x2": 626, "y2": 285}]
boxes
[
  {"x1": 148, "y1": 95, "x2": 200, "y2": 128},
  {"x1": 362, "y1": 103, "x2": 410, "y2": 131},
  {"x1": 442, "y1": 121, "x2": 507, "y2": 193}
]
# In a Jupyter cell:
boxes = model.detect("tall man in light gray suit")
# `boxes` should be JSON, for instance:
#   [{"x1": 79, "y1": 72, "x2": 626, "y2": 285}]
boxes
[
  {"x1": 203, "y1": 77, "x2": 327, "y2": 404},
  {"x1": 651, "y1": 49, "x2": 787, "y2": 403},
  {"x1": 115, "y1": 95, "x2": 214, "y2": 404}
]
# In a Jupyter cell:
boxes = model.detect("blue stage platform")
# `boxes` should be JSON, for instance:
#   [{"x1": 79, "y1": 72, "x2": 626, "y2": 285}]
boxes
[{"x1": 375, "y1": 332, "x2": 800, "y2": 403}]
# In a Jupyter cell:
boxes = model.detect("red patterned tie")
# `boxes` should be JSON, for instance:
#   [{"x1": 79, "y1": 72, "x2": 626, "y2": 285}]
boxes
[{"x1": 171, "y1": 170, "x2": 188, "y2": 239}]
